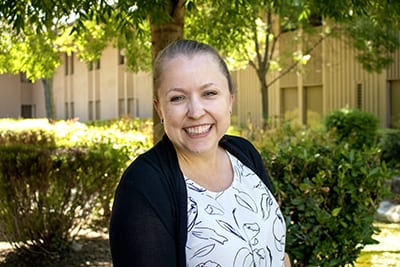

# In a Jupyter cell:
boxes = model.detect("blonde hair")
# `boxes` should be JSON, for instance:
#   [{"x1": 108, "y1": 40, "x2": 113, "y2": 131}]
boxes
[{"x1": 153, "y1": 39, "x2": 235, "y2": 99}]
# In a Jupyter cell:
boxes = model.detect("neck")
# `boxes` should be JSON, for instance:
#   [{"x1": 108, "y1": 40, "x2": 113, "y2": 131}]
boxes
[
  {"x1": 177, "y1": 145, "x2": 220, "y2": 168},
  {"x1": 177, "y1": 146, "x2": 233, "y2": 192}
]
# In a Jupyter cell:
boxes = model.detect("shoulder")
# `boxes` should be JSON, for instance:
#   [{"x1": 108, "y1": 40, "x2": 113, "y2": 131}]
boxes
[
  {"x1": 112, "y1": 135, "x2": 183, "y2": 221},
  {"x1": 220, "y1": 135, "x2": 259, "y2": 156},
  {"x1": 220, "y1": 134, "x2": 253, "y2": 147},
  {"x1": 219, "y1": 135, "x2": 262, "y2": 172},
  {"x1": 120, "y1": 136, "x2": 179, "y2": 187}
]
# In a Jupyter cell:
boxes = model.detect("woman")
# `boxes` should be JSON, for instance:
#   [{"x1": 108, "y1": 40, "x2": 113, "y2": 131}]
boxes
[{"x1": 109, "y1": 39, "x2": 290, "y2": 266}]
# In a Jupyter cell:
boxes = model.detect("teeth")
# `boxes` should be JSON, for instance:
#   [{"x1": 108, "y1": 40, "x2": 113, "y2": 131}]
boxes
[{"x1": 185, "y1": 125, "x2": 211, "y2": 135}]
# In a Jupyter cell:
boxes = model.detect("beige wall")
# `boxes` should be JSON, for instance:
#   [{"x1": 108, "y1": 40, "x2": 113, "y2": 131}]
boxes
[
  {"x1": 0, "y1": 74, "x2": 22, "y2": 118},
  {"x1": 231, "y1": 29, "x2": 396, "y2": 128},
  {"x1": 232, "y1": 67, "x2": 263, "y2": 126},
  {"x1": 390, "y1": 80, "x2": 400, "y2": 126},
  {"x1": 323, "y1": 35, "x2": 388, "y2": 126},
  {"x1": 50, "y1": 46, "x2": 153, "y2": 121},
  {"x1": 73, "y1": 53, "x2": 90, "y2": 120},
  {"x1": 100, "y1": 46, "x2": 118, "y2": 119},
  {"x1": 32, "y1": 80, "x2": 45, "y2": 117},
  {"x1": 0, "y1": 32, "x2": 398, "y2": 128}
]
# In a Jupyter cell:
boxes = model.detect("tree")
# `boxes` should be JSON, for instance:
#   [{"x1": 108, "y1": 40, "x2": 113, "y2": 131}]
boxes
[
  {"x1": 186, "y1": 0, "x2": 400, "y2": 122},
  {"x1": 0, "y1": 0, "x2": 186, "y2": 135},
  {"x1": 0, "y1": 22, "x2": 60, "y2": 118},
  {"x1": 1, "y1": 0, "x2": 400, "y2": 125}
]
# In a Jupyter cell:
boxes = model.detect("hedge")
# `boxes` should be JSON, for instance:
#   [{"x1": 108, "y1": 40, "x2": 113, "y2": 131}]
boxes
[
  {"x1": 258, "y1": 122, "x2": 392, "y2": 266},
  {"x1": 0, "y1": 118, "x2": 152, "y2": 259}
]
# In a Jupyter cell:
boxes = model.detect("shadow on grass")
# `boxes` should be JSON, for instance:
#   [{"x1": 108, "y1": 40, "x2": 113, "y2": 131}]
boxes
[{"x1": 0, "y1": 236, "x2": 112, "y2": 267}]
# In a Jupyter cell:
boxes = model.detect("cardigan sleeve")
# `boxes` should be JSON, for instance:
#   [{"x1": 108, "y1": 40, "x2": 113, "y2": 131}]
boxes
[{"x1": 109, "y1": 155, "x2": 179, "y2": 267}]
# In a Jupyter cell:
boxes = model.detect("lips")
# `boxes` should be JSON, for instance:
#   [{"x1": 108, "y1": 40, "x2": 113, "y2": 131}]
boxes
[{"x1": 184, "y1": 124, "x2": 212, "y2": 136}]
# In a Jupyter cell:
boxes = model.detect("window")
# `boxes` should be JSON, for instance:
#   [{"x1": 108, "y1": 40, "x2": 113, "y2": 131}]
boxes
[
  {"x1": 65, "y1": 53, "x2": 74, "y2": 75},
  {"x1": 89, "y1": 100, "x2": 94, "y2": 120},
  {"x1": 119, "y1": 52, "x2": 125, "y2": 65},
  {"x1": 89, "y1": 59, "x2": 101, "y2": 71},
  {"x1": 70, "y1": 52, "x2": 74, "y2": 74},
  {"x1": 128, "y1": 98, "x2": 137, "y2": 117},
  {"x1": 65, "y1": 102, "x2": 75, "y2": 119},
  {"x1": 21, "y1": 105, "x2": 33, "y2": 118},
  {"x1": 64, "y1": 102, "x2": 69, "y2": 119},
  {"x1": 70, "y1": 102, "x2": 75, "y2": 118},
  {"x1": 20, "y1": 73, "x2": 32, "y2": 83},
  {"x1": 65, "y1": 54, "x2": 69, "y2": 75},
  {"x1": 309, "y1": 14, "x2": 322, "y2": 27},
  {"x1": 118, "y1": 98, "x2": 125, "y2": 117},
  {"x1": 95, "y1": 100, "x2": 101, "y2": 120},
  {"x1": 95, "y1": 59, "x2": 101, "y2": 70}
]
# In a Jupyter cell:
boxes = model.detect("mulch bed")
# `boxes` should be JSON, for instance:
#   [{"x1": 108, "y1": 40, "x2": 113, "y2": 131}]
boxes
[{"x1": 0, "y1": 230, "x2": 112, "y2": 267}]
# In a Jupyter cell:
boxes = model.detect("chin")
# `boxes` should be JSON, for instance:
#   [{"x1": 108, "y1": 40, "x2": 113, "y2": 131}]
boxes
[{"x1": 185, "y1": 143, "x2": 213, "y2": 155}]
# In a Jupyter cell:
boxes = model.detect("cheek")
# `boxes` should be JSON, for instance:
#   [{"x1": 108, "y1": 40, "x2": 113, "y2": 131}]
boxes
[{"x1": 163, "y1": 105, "x2": 185, "y2": 123}]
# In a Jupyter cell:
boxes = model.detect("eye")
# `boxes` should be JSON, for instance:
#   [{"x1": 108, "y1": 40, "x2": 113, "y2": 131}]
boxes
[
  {"x1": 170, "y1": 95, "x2": 185, "y2": 102},
  {"x1": 204, "y1": 90, "x2": 218, "y2": 97}
]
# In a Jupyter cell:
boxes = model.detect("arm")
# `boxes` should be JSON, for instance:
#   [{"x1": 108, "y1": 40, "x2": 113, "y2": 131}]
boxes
[
  {"x1": 284, "y1": 252, "x2": 291, "y2": 267},
  {"x1": 109, "y1": 169, "x2": 178, "y2": 267}
]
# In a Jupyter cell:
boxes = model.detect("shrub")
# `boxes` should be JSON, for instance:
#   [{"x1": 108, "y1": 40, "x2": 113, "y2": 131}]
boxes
[
  {"x1": 258, "y1": 123, "x2": 392, "y2": 266},
  {"x1": 378, "y1": 128, "x2": 400, "y2": 169},
  {"x1": 0, "y1": 118, "x2": 152, "y2": 260},
  {"x1": 0, "y1": 119, "x2": 56, "y2": 146},
  {"x1": 0, "y1": 146, "x2": 109, "y2": 254},
  {"x1": 324, "y1": 109, "x2": 379, "y2": 150}
]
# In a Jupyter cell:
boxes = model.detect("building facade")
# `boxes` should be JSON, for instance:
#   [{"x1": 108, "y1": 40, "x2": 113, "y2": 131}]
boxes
[
  {"x1": 1, "y1": 33, "x2": 399, "y2": 128},
  {"x1": 232, "y1": 31, "x2": 400, "y2": 128}
]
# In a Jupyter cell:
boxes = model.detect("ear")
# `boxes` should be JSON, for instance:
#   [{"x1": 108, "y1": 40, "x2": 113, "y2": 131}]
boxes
[
  {"x1": 229, "y1": 94, "x2": 234, "y2": 113},
  {"x1": 153, "y1": 99, "x2": 163, "y2": 120}
]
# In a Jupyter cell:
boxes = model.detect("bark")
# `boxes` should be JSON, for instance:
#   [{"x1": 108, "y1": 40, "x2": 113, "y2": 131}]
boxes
[
  {"x1": 150, "y1": 0, "x2": 185, "y2": 142},
  {"x1": 249, "y1": 10, "x2": 276, "y2": 124},
  {"x1": 259, "y1": 72, "x2": 269, "y2": 123},
  {"x1": 41, "y1": 78, "x2": 56, "y2": 120}
]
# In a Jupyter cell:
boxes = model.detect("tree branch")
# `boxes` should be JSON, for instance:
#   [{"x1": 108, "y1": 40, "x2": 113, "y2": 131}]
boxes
[{"x1": 267, "y1": 28, "x2": 333, "y2": 88}]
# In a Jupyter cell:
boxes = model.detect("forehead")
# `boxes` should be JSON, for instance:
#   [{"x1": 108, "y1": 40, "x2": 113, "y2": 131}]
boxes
[
  {"x1": 161, "y1": 54, "x2": 222, "y2": 78},
  {"x1": 164, "y1": 52, "x2": 217, "y2": 67},
  {"x1": 158, "y1": 54, "x2": 228, "y2": 92}
]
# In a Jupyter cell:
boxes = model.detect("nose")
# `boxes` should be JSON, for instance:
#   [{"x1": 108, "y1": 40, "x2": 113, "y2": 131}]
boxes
[{"x1": 187, "y1": 97, "x2": 205, "y2": 119}]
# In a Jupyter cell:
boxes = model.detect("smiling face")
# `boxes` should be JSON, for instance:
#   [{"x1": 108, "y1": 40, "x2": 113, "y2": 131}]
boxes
[{"x1": 154, "y1": 53, "x2": 234, "y2": 157}]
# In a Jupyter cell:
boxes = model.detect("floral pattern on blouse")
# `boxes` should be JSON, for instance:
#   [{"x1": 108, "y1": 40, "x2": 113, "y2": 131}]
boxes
[{"x1": 185, "y1": 152, "x2": 286, "y2": 267}]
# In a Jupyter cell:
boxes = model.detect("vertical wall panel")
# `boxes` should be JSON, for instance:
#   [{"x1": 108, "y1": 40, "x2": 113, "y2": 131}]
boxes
[
  {"x1": 323, "y1": 34, "x2": 388, "y2": 126},
  {"x1": 281, "y1": 87, "x2": 298, "y2": 114},
  {"x1": 388, "y1": 38, "x2": 400, "y2": 80},
  {"x1": 232, "y1": 67, "x2": 262, "y2": 126},
  {"x1": 390, "y1": 80, "x2": 400, "y2": 126}
]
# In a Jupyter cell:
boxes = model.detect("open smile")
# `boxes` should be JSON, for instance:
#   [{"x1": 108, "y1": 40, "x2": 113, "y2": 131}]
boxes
[{"x1": 184, "y1": 124, "x2": 212, "y2": 136}]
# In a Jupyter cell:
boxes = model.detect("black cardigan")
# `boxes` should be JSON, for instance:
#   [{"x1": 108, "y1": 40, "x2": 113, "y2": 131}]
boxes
[{"x1": 109, "y1": 134, "x2": 273, "y2": 267}]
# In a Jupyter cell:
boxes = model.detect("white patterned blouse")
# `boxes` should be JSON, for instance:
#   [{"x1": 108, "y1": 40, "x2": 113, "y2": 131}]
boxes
[{"x1": 185, "y1": 152, "x2": 286, "y2": 267}]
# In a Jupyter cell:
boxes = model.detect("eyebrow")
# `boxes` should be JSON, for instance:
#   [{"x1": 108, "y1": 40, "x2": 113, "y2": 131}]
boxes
[{"x1": 165, "y1": 83, "x2": 217, "y2": 95}]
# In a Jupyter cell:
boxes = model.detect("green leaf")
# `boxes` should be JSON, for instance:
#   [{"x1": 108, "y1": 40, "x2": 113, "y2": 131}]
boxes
[{"x1": 331, "y1": 207, "x2": 342, "y2": 217}]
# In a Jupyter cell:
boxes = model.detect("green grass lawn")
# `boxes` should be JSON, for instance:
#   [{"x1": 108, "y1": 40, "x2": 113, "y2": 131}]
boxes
[{"x1": 355, "y1": 222, "x2": 400, "y2": 267}]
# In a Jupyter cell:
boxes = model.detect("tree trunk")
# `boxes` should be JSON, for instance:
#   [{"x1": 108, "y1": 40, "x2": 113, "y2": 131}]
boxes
[
  {"x1": 41, "y1": 78, "x2": 56, "y2": 120},
  {"x1": 261, "y1": 78, "x2": 269, "y2": 123},
  {"x1": 150, "y1": 0, "x2": 185, "y2": 143},
  {"x1": 258, "y1": 70, "x2": 269, "y2": 124}
]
